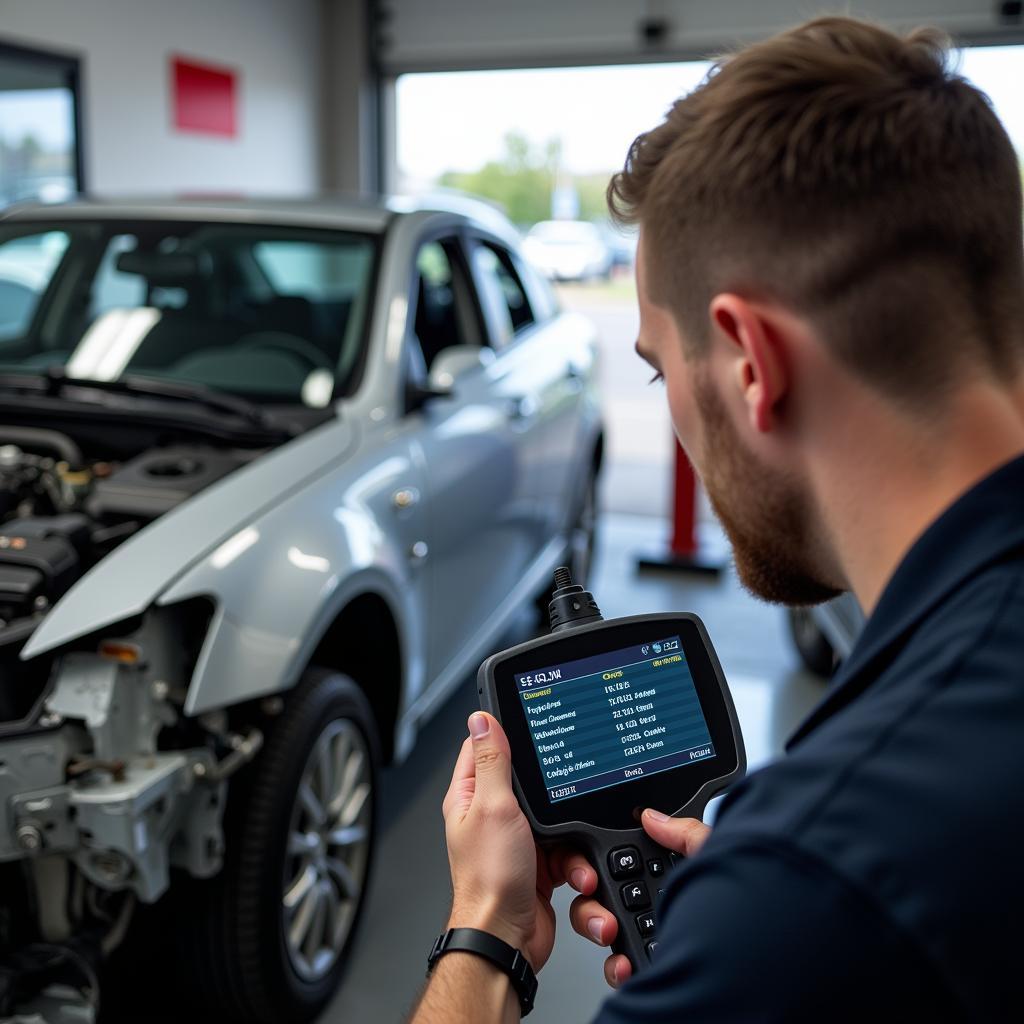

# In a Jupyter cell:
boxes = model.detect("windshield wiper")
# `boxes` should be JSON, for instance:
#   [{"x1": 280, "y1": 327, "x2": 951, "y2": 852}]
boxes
[{"x1": 0, "y1": 368, "x2": 272, "y2": 429}]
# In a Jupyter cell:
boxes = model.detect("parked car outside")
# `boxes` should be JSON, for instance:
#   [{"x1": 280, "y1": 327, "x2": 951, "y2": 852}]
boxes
[
  {"x1": 0, "y1": 195, "x2": 603, "y2": 1023},
  {"x1": 522, "y1": 219, "x2": 613, "y2": 282},
  {"x1": 600, "y1": 221, "x2": 638, "y2": 270}
]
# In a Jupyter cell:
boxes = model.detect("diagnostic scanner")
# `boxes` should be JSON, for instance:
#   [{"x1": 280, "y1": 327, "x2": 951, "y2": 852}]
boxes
[{"x1": 478, "y1": 568, "x2": 746, "y2": 972}]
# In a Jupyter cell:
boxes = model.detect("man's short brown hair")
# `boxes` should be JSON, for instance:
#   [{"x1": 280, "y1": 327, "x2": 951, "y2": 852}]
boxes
[{"x1": 609, "y1": 17, "x2": 1024, "y2": 407}]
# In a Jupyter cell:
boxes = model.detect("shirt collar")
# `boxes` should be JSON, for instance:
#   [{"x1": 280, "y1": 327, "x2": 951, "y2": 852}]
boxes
[{"x1": 785, "y1": 452, "x2": 1024, "y2": 751}]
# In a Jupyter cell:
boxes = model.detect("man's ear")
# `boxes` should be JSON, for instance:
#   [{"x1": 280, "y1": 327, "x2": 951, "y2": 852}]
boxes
[{"x1": 708, "y1": 293, "x2": 790, "y2": 434}]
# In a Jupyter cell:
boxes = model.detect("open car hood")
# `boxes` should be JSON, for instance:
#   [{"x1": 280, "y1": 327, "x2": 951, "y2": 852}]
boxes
[{"x1": 22, "y1": 417, "x2": 357, "y2": 660}]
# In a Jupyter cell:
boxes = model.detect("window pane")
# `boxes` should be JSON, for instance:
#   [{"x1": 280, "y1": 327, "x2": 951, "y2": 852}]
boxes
[
  {"x1": 414, "y1": 241, "x2": 466, "y2": 367},
  {"x1": 0, "y1": 49, "x2": 79, "y2": 205},
  {"x1": 0, "y1": 229, "x2": 69, "y2": 341},
  {"x1": 90, "y1": 235, "x2": 147, "y2": 318},
  {"x1": 473, "y1": 243, "x2": 533, "y2": 345},
  {"x1": 254, "y1": 240, "x2": 371, "y2": 301},
  {"x1": 0, "y1": 221, "x2": 377, "y2": 406}
]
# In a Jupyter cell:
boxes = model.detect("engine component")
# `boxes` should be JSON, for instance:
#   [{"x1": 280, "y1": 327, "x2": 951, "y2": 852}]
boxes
[
  {"x1": 0, "y1": 729, "x2": 80, "y2": 862},
  {"x1": 72, "y1": 752, "x2": 191, "y2": 902},
  {"x1": 89, "y1": 446, "x2": 247, "y2": 522},
  {"x1": 46, "y1": 654, "x2": 169, "y2": 763},
  {"x1": 0, "y1": 516, "x2": 91, "y2": 623},
  {"x1": 0, "y1": 427, "x2": 83, "y2": 469},
  {"x1": 12, "y1": 650, "x2": 229, "y2": 901}
]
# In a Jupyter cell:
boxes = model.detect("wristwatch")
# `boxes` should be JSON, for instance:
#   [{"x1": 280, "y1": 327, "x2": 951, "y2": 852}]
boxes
[{"x1": 427, "y1": 927, "x2": 538, "y2": 1017}]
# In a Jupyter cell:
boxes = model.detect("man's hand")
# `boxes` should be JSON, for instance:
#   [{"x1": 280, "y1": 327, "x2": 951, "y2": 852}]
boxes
[
  {"x1": 442, "y1": 711, "x2": 559, "y2": 971},
  {"x1": 566, "y1": 810, "x2": 711, "y2": 989}
]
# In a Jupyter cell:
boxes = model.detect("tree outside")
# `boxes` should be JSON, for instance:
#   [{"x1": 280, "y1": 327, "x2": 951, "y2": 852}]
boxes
[{"x1": 438, "y1": 131, "x2": 616, "y2": 230}]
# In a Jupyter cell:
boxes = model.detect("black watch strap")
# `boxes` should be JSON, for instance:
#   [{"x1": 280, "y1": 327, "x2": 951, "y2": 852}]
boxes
[{"x1": 427, "y1": 927, "x2": 537, "y2": 1017}]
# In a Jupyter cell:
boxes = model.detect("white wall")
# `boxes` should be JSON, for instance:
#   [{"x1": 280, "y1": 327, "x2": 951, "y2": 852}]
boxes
[{"x1": 0, "y1": 0, "x2": 323, "y2": 194}]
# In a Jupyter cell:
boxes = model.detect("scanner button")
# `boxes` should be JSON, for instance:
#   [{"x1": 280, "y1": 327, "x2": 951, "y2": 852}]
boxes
[
  {"x1": 620, "y1": 881, "x2": 651, "y2": 910},
  {"x1": 647, "y1": 858, "x2": 665, "y2": 877},
  {"x1": 609, "y1": 847, "x2": 642, "y2": 880},
  {"x1": 646, "y1": 941, "x2": 659, "y2": 960},
  {"x1": 636, "y1": 911, "x2": 656, "y2": 937}
]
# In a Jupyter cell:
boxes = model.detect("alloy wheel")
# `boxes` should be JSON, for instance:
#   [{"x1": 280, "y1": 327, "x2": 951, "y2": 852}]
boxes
[{"x1": 281, "y1": 718, "x2": 372, "y2": 982}]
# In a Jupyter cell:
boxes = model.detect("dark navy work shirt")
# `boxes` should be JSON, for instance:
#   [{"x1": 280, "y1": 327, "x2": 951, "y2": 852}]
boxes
[{"x1": 594, "y1": 453, "x2": 1024, "y2": 1023}]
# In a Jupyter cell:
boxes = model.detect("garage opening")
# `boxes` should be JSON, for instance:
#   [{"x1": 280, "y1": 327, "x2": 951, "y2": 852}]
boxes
[
  {"x1": 0, "y1": 41, "x2": 82, "y2": 206},
  {"x1": 393, "y1": 46, "x2": 1024, "y2": 523}
]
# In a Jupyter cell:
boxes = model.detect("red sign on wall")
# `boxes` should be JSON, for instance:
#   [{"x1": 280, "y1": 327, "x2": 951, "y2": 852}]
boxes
[{"x1": 172, "y1": 57, "x2": 238, "y2": 138}]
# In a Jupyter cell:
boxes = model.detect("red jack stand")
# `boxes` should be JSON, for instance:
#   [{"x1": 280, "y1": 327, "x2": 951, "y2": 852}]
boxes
[{"x1": 637, "y1": 440, "x2": 725, "y2": 577}]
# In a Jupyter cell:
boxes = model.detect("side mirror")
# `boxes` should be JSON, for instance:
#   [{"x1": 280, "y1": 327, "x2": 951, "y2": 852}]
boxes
[{"x1": 427, "y1": 345, "x2": 495, "y2": 391}]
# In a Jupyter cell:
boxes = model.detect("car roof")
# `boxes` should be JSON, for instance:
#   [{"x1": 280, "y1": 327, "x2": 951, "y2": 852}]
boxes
[{"x1": 0, "y1": 191, "x2": 517, "y2": 239}]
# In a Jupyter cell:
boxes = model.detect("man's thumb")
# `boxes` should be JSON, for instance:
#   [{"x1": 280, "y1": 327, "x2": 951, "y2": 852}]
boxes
[
  {"x1": 468, "y1": 712, "x2": 512, "y2": 792},
  {"x1": 641, "y1": 809, "x2": 711, "y2": 857}
]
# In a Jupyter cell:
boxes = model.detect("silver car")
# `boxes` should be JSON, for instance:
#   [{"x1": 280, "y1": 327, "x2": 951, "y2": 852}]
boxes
[
  {"x1": 788, "y1": 593, "x2": 866, "y2": 677},
  {"x1": 0, "y1": 196, "x2": 603, "y2": 1022}
]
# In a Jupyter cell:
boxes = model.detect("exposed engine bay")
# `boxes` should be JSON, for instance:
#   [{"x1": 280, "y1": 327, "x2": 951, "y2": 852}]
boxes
[
  {"x1": 0, "y1": 425, "x2": 268, "y2": 1017},
  {"x1": 0, "y1": 427, "x2": 252, "y2": 639}
]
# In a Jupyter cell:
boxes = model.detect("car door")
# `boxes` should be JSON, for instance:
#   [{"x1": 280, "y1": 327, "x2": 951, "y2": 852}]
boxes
[
  {"x1": 405, "y1": 234, "x2": 534, "y2": 684},
  {"x1": 466, "y1": 235, "x2": 586, "y2": 548}
]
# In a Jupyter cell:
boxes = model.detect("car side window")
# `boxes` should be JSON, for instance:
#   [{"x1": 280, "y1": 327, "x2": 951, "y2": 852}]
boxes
[
  {"x1": 410, "y1": 238, "x2": 478, "y2": 374},
  {"x1": 471, "y1": 242, "x2": 534, "y2": 348}
]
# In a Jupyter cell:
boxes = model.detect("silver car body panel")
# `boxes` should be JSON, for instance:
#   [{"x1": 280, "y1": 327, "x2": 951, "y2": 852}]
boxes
[
  {"x1": 813, "y1": 592, "x2": 866, "y2": 661},
  {"x1": 13, "y1": 197, "x2": 603, "y2": 762}
]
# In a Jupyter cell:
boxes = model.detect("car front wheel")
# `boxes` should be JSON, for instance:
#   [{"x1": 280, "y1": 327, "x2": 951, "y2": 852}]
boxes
[{"x1": 184, "y1": 669, "x2": 379, "y2": 1023}]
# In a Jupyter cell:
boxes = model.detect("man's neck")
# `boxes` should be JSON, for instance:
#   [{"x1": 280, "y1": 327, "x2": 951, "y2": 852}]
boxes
[{"x1": 813, "y1": 378, "x2": 1024, "y2": 616}]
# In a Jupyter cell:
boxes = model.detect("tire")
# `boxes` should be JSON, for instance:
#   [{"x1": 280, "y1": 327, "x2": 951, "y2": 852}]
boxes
[
  {"x1": 788, "y1": 607, "x2": 836, "y2": 678},
  {"x1": 180, "y1": 669, "x2": 379, "y2": 1023},
  {"x1": 536, "y1": 465, "x2": 599, "y2": 624}
]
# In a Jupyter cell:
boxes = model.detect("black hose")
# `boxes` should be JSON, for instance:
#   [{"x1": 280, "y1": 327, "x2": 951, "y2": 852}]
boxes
[{"x1": 0, "y1": 427, "x2": 83, "y2": 468}]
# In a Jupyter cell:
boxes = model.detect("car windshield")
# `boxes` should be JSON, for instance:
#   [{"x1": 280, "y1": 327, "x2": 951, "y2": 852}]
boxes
[{"x1": 0, "y1": 219, "x2": 378, "y2": 407}]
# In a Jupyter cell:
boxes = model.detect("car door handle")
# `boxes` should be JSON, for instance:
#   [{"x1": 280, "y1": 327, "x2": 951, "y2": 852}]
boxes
[{"x1": 507, "y1": 395, "x2": 538, "y2": 422}]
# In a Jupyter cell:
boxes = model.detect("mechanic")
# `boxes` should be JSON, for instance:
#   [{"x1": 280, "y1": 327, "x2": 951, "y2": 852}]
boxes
[{"x1": 411, "y1": 15, "x2": 1024, "y2": 1023}]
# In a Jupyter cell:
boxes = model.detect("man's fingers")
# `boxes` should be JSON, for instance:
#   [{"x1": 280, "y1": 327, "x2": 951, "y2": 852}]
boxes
[
  {"x1": 545, "y1": 847, "x2": 598, "y2": 893},
  {"x1": 561, "y1": 851, "x2": 598, "y2": 894},
  {"x1": 441, "y1": 736, "x2": 475, "y2": 820},
  {"x1": 569, "y1": 894, "x2": 618, "y2": 947},
  {"x1": 468, "y1": 712, "x2": 514, "y2": 799},
  {"x1": 604, "y1": 953, "x2": 632, "y2": 990},
  {"x1": 641, "y1": 810, "x2": 711, "y2": 857}
]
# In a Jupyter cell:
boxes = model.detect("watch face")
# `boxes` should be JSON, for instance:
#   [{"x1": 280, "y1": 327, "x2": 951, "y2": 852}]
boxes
[{"x1": 491, "y1": 616, "x2": 740, "y2": 830}]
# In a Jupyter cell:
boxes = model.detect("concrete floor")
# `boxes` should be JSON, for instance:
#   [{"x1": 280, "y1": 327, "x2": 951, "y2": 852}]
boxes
[{"x1": 323, "y1": 512, "x2": 826, "y2": 1024}]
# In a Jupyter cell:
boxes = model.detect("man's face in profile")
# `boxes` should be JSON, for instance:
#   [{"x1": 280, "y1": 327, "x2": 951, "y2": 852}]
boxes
[{"x1": 633, "y1": 233, "x2": 841, "y2": 606}]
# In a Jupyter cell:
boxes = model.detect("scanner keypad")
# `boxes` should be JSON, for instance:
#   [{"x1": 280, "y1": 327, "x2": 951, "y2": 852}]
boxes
[
  {"x1": 609, "y1": 846, "x2": 643, "y2": 880},
  {"x1": 608, "y1": 848, "x2": 673, "y2": 959},
  {"x1": 620, "y1": 881, "x2": 651, "y2": 910}
]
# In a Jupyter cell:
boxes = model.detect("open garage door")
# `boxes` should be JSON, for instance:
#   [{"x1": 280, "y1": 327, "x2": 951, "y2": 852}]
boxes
[{"x1": 375, "y1": 0, "x2": 1024, "y2": 74}]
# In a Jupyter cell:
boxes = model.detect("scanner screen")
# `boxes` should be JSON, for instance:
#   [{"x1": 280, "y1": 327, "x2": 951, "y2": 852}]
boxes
[{"x1": 515, "y1": 636, "x2": 716, "y2": 804}]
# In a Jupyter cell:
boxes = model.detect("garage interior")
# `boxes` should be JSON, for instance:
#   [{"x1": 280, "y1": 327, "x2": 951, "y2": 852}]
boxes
[{"x1": 0, "y1": 1, "x2": 1022, "y2": 1022}]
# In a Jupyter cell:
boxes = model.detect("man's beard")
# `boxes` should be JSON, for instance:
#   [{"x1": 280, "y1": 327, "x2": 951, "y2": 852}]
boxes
[{"x1": 693, "y1": 376, "x2": 842, "y2": 606}]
